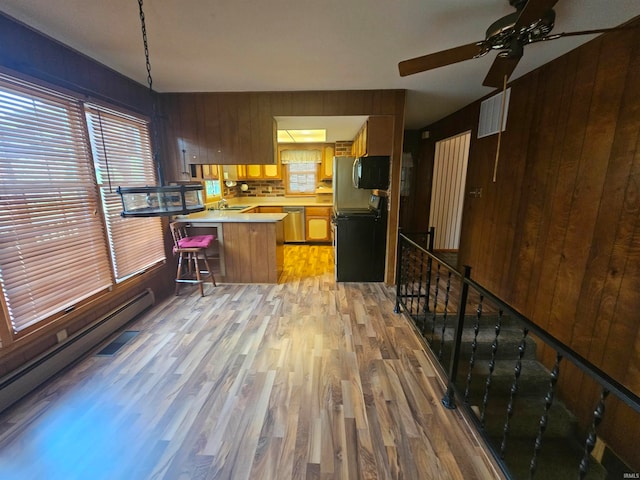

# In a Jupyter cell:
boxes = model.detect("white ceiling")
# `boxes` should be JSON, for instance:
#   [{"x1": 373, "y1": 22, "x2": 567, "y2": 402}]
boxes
[{"x1": 1, "y1": 0, "x2": 639, "y2": 137}]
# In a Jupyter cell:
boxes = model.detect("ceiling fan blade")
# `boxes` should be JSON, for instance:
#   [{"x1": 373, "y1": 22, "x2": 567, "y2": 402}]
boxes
[
  {"x1": 483, "y1": 54, "x2": 522, "y2": 88},
  {"x1": 398, "y1": 42, "x2": 484, "y2": 77},
  {"x1": 514, "y1": 0, "x2": 559, "y2": 30}
]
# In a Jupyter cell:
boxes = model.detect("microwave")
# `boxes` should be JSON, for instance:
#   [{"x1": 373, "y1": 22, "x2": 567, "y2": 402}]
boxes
[{"x1": 352, "y1": 156, "x2": 390, "y2": 189}]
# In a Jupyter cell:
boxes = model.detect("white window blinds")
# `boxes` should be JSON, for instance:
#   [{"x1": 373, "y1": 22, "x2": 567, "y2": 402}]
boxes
[
  {"x1": 85, "y1": 105, "x2": 165, "y2": 282},
  {"x1": 0, "y1": 76, "x2": 112, "y2": 333}
]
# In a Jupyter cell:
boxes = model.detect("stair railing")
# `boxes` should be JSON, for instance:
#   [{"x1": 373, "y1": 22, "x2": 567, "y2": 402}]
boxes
[{"x1": 394, "y1": 231, "x2": 640, "y2": 479}]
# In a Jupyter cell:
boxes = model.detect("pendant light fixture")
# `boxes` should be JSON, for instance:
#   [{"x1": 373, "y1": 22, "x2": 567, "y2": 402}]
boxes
[{"x1": 116, "y1": 0, "x2": 204, "y2": 217}]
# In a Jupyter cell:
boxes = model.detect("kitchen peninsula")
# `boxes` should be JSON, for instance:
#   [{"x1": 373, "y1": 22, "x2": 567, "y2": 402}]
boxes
[{"x1": 180, "y1": 210, "x2": 286, "y2": 284}]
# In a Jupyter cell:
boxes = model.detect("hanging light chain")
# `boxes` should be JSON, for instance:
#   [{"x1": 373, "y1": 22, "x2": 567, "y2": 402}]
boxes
[
  {"x1": 136, "y1": 0, "x2": 164, "y2": 184},
  {"x1": 138, "y1": 0, "x2": 153, "y2": 92}
]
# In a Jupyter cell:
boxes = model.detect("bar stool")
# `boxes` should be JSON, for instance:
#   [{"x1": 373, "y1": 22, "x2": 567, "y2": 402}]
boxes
[{"x1": 170, "y1": 221, "x2": 217, "y2": 296}]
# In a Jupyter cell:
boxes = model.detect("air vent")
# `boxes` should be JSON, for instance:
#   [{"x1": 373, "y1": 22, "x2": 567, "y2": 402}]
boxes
[{"x1": 478, "y1": 88, "x2": 511, "y2": 138}]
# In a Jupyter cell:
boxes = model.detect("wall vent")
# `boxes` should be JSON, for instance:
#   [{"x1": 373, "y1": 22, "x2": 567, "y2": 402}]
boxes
[{"x1": 478, "y1": 88, "x2": 511, "y2": 138}]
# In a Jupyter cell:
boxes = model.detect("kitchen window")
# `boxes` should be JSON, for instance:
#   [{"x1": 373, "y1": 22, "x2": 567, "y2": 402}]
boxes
[
  {"x1": 285, "y1": 162, "x2": 318, "y2": 195},
  {"x1": 281, "y1": 149, "x2": 322, "y2": 195},
  {"x1": 0, "y1": 73, "x2": 164, "y2": 339}
]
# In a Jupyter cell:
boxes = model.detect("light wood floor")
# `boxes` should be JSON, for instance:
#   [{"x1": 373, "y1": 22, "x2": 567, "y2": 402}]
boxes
[{"x1": 0, "y1": 245, "x2": 502, "y2": 480}]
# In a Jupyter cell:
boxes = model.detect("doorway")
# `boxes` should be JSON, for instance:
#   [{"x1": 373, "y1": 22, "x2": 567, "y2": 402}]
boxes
[{"x1": 429, "y1": 131, "x2": 470, "y2": 251}]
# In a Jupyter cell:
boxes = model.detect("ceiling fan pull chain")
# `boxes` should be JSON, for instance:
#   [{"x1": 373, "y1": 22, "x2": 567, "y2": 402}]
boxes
[{"x1": 492, "y1": 74, "x2": 508, "y2": 183}]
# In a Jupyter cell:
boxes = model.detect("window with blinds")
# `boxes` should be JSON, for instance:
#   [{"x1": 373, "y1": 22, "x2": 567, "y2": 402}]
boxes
[
  {"x1": 0, "y1": 76, "x2": 112, "y2": 333},
  {"x1": 85, "y1": 105, "x2": 165, "y2": 282}
]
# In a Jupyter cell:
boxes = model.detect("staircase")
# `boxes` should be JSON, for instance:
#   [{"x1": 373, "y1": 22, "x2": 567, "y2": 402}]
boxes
[
  {"x1": 395, "y1": 233, "x2": 640, "y2": 479},
  {"x1": 424, "y1": 312, "x2": 608, "y2": 479}
]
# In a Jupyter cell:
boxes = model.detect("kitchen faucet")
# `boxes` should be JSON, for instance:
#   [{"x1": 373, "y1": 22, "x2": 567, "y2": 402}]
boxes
[{"x1": 218, "y1": 198, "x2": 228, "y2": 209}]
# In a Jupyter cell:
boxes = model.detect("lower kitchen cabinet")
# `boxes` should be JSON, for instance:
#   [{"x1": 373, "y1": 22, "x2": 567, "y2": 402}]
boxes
[
  {"x1": 259, "y1": 206, "x2": 284, "y2": 213},
  {"x1": 221, "y1": 221, "x2": 284, "y2": 283},
  {"x1": 305, "y1": 206, "x2": 332, "y2": 242}
]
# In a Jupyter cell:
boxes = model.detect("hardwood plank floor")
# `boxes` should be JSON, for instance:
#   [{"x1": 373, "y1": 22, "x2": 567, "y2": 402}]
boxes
[{"x1": 0, "y1": 245, "x2": 503, "y2": 480}]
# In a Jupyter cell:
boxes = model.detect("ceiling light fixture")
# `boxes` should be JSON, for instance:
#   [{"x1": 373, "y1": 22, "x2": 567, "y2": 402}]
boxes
[
  {"x1": 277, "y1": 129, "x2": 326, "y2": 143},
  {"x1": 116, "y1": 0, "x2": 204, "y2": 217}
]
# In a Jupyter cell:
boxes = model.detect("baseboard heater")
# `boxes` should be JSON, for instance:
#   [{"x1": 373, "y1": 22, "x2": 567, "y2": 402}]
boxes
[{"x1": 0, "y1": 288, "x2": 155, "y2": 415}]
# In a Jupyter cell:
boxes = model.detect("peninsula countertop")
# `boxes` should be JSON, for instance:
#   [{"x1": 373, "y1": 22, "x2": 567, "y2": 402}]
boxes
[{"x1": 177, "y1": 210, "x2": 287, "y2": 223}]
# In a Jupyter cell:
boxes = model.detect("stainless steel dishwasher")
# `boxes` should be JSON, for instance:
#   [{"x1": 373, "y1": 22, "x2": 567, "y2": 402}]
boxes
[{"x1": 283, "y1": 206, "x2": 305, "y2": 242}]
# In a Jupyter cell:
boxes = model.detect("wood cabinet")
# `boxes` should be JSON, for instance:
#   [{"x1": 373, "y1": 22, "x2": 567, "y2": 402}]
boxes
[
  {"x1": 320, "y1": 145, "x2": 334, "y2": 180},
  {"x1": 222, "y1": 164, "x2": 246, "y2": 181},
  {"x1": 259, "y1": 206, "x2": 284, "y2": 213},
  {"x1": 202, "y1": 164, "x2": 219, "y2": 179},
  {"x1": 245, "y1": 162, "x2": 281, "y2": 180},
  {"x1": 351, "y1": 116, "x2": 394, "y2": 157},
  {"x1": 163, "y1": 93, "x2": 277, "y2": 166},
  {"x1": 222, "y1": 221, "x2": 284, "y2": 283},
  {"x1": 305, "y1": 206, "x2": 332, "y2": 242},
  {"x1": 245, "y1": 164, "x2": 262, "y2": 179}
]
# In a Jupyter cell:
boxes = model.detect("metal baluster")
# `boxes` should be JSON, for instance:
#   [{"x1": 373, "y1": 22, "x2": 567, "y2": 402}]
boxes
[
  {"x1": 438, "y1": 271, "x2": 453, "y2": 361},
  {"x1": 424, "y1": 226, "x2": 435, "y2": 315},
  {"x1": 480, "y1": 309, "x2": 503, "y2": 428},
  {"x1": 442, "y1": 265, "x2": 472, "y2": 410},
  {"x1": 500, "y1": 327, "x2": 529, "y2": 458},
  {"x1": 422, "y1": 253, "x2": 430, "y2": 329},
  {"x1": 393, "y1": 236, "x2": 404, "y2": 314},
  {"x1": 417, "y1": 249, "x2": 426, "y2": 333},
  {"x1": 430, "y1": 263, "x2": 441, "y2": 346},
  {"x1": 411, "y1": 248, "x2": 420, "y2": 320},
  {"x1": 579, "y1": 388, "x2": 610, "y2": 479},
  {"x1": 424, "y1": 251, "x2": 432, "y2": 315},
  {"x1": 464, "y1": 296, "x2": 484, "y2": 403},
  {"x1": 399, "y1": 242, "x2": 411, "y2": 314},
  {"x1": 403, "y1": 244, "x2": 410, "y2": 309},
  {"x1": 529, "y1": 353, "x2": 562, "y2": 478},
  {"x1": 408, "y1": 248, "x2": 416, "y2": 318}
]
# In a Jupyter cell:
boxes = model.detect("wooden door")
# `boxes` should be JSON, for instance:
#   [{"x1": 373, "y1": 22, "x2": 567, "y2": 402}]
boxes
[{"x1": 429, "y1": 131, "x2": 470, "y2": 250}]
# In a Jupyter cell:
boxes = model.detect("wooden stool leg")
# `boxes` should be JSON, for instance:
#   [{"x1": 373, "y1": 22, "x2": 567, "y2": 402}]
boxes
[
  {"x1": 175, "y1": 252, "x2": 184, "y2": 295},
  {"x1": 193, "y1": 252, "x2": 204, "y2": 296},
  {"x1": 202, "y1": 251, "x2": 216, "y2": 287}
]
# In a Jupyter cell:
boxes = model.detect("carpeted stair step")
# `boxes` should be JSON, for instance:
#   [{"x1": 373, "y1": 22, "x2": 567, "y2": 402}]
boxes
[
  {"x1": 494, "y1": 437, "x2": 608, "y2": 480},
  {"x1": 467, "y1": 396, "x2": 578, "y2": 440},
  {"x1": 426, "y1": 326, "x2": 538, "y2": 365},
  {"x1": 421, "y1": 313, "x2": 523, "y2": 331},
  {"x1": 453, "y1": 359, "x2": 554, "y2": 404}
]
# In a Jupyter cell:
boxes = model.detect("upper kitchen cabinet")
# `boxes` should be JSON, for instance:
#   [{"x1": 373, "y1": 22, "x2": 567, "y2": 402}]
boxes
[
  {"x1": 245, "y1": 160, "x2": 281, "y2": 180},
  {"x1": 160, "y1": 93, "x2": 277, "y2": 176},
  {"x1": 222, "y1": 164, "x2": 247, "y2": 182},
  {"x1": 202, "y1": 164, "x2": 220, "y2": 179},
  {"x1": 351, "y1": 116, "x2": 393, "y2": 157},
  {"x1": 320, "y1": 144, "x2": 335, "y2": 180}
]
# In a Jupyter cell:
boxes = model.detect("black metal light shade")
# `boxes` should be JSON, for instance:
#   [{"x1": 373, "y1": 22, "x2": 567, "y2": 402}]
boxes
[{"x1": 116, "y1": 184, "x2": 205, "y2": 217}]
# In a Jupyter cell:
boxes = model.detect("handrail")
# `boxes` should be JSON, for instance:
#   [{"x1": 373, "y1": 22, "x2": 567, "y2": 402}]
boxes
[{"x1": 395, "y1": 231, "x2": 640, "y2": 415}]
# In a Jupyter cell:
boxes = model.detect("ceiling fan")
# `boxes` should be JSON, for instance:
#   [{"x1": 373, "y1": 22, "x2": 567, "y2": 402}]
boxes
[{"x1": 399, "y1": 0, "x2": 637, "y2": 88}]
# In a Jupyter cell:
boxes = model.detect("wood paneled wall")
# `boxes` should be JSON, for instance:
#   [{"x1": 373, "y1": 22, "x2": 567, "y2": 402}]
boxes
[
  {"x1": 0, "y1": 13, "x2": 151, "y2": 115},
  {"x1": 159, "y1": 90, "x2": 406, "y2": 284},
  {"x1": 407, "y1": 23, "x2": 640, "y2": 465}
]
